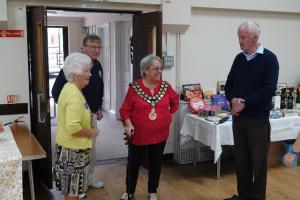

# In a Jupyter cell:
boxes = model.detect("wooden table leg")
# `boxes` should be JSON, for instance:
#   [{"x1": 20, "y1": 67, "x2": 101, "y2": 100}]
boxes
[
  {"x1": 28, "y1": 160, "x2": 35, "y2": 200},
  {"x1": 216, "y1": 157, "x2": 221, "y2": 180}
]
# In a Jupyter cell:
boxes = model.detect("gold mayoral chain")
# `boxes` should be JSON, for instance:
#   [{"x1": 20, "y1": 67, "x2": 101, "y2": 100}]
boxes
[{"x1": 131, "y1": 81, "x2": 168, "y2": 120}]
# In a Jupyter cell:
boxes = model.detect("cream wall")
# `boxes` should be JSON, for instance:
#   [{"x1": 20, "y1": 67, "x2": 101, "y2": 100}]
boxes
[
  {"x1": 191, "y1": 0, "x2": 300, "y2": 13},
  {"x1": 84, "y1": 13, "x2": 132, "y2": 27},
  {"x1": 0, "y1": 0, "x2": 7, "y2": 21},
  {"x1": 0, "y1": 4, "x2": 30, "y2": 125},
  {"x1": 179, "y1": 8, "x2": 300, "y2": 90}
]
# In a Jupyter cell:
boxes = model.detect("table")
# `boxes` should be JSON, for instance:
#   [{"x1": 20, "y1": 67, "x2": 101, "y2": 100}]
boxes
[
  {"x1": 0, "y1": 126, "x2": 23, "y2": 200},
  {"x1": 180, "y1": 114, "x2": 300, "y2": 179},
  {"x1": 10, "y1": 124, "x2": 46, "y2": 200}
]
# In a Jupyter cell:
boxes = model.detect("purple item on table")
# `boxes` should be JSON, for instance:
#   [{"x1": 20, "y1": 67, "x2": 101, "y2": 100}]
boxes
[{"x1": 211, "y1": 94, "x2": 229, "y2": 111}]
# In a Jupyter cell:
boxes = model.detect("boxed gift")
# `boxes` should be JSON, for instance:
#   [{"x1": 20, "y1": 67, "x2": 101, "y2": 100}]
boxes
[
  {"x1": 181, "y1": 83, "x2": 203, "y2": 101},
  {"x1": 211, "y1": 94, "x2": 229, "y2": 111}
]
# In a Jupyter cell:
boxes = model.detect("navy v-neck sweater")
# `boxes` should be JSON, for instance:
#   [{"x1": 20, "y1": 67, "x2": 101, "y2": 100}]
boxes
[{"x1": 225, "y1": 48, "x2": 279, "y2": 118}]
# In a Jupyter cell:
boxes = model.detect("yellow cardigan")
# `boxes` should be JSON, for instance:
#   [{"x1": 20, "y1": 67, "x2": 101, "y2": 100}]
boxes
[{"x1": 56, "y1": 82, "x2": 92, "y2": 149}]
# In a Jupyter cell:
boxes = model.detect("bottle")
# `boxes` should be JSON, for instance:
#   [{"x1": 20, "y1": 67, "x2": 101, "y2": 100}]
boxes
[
  {"x1": 287, "y1": 90, "x2": 294, "y2": 109},
  {"x1": 280, "y1": 88, "x2": 286, "y2": 109},
  {"x1": 274, "y1": 95, "x2": 281, "y2": 110},
  {"x1": 273, "y1": 87, "x2": 281, "y2": 110},
  {"x1": 296, "y1": 87, "x2": 300, "y2": 109}
]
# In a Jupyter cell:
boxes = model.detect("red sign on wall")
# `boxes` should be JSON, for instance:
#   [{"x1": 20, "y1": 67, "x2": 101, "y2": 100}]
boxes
[
  {"x1": 7, "y1": 95, "x2": 15, "y2": 104},
  {"x1": 0, "y1": 30, "x2": 24, "y2": 38}
]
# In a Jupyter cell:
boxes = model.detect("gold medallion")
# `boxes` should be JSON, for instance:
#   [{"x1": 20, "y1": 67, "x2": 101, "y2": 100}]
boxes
[{"x1": 148, "y1": 107, "x2": 157, "y2": 120}]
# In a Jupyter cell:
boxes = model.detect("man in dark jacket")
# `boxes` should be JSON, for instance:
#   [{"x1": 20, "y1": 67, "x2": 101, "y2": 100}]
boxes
[{"x1": 224, "y1": 21, "x2": 279, "y2": 200}]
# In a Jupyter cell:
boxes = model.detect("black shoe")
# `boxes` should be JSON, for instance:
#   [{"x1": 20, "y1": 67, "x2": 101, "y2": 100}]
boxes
[{"x1": 224, "y1": 195, "x2": 240, "y2": 200}]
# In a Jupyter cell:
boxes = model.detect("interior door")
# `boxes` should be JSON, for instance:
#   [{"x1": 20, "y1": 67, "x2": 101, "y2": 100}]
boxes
[
  {"x1": 132, "y1": 11, "x2": 162, "y2": 81},
  {"x1": 97, "y1": 24, "x2": 111, "y2": 112},
  {"x1": 115, "y1": 19, "x2": 132, "y2": 119},
  {"x1": 27, "y1": 6, "x2": 52, "y2": 188}
]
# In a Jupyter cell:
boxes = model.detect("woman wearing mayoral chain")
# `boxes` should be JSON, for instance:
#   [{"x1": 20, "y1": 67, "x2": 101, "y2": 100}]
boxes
[{"x1": 119, "y1": 55, "x2": 179, "y2": 200}]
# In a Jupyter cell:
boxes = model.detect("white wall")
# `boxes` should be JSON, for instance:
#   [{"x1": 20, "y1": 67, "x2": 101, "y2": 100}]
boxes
[
  {"x1": 0, "y1": 4, "x2": 30, "y2": 125},
  {"x1": 191, "y1": 0, "x2": 300, "y2": 13},
  {"x1": 48, "y1": 17, "x2": 85, "y2": 53},
  {"x1": 161, "y1": 32, "x2": 179, "y2": 153},
  {"x1": 0, "y1": 0, "x2": 7, "y2": 21},
  {"x1": 84, "y1": 13, "x2": 132, "y2": 27},
  {"x1": 180, "y1": 8, "x2": 300, "y2": 90}
]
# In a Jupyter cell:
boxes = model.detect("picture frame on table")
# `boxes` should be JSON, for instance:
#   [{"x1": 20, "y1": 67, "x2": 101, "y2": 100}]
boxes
[
  {"x1": 182, "y1": 83, "x2": 202, "y2": 92},
  {"x1": 217, "y1": 81, "x2": 226, "y2": 94}
]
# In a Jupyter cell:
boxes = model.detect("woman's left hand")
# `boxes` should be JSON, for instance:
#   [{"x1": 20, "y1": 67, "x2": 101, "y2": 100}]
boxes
[{"x1": 124, "y1": 125, "x2": 135, "y2": 138}]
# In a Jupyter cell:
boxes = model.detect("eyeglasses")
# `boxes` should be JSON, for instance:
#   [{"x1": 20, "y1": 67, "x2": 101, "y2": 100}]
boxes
[
  {"x1": 85, "y1": 45, "x2": 103, "y2": 50},
  {"x1": 149, "y1": 67, "x2": 163, "y2": 71}
]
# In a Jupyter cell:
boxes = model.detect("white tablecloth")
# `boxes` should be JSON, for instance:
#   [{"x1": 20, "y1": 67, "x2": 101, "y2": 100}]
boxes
[
  {"x1": 0, "y1": 126, "x2": 23, "y2": 200},
  {"x1": 180, "y1": 114, "x2": 300, "y2": 163}
]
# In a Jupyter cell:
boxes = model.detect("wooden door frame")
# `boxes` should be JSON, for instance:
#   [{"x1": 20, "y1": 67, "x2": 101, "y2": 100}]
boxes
[
  {"x1": 27, "y1": 6, "x2": 154, "y2": 189},
  {"x1": 26, "y1": 6, "x2": 52, "y2": 188}
]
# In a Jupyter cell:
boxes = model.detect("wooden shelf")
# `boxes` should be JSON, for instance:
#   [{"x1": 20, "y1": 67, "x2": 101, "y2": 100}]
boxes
[{"x1": 10, "y1": 124, "x2": 46, "y2": 161}]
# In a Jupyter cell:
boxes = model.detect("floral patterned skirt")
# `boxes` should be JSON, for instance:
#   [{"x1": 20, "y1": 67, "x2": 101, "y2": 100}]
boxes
[{"x1": 53, "y1": 144, "x2": 91, "y2": 196}]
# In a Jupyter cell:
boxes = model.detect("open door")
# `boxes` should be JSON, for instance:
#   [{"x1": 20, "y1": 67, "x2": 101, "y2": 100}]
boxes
[
  {"x1": 27, "y1": 6, "x2": 52, "y2": 188},
  {"x1": 132, "y1": 11, "x2": 162, "y2": 81}
]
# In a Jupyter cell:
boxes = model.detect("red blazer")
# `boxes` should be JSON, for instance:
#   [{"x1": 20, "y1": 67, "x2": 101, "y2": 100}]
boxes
[{"x1": 119, "y1": 79, "x2": 179, "y2": 145}]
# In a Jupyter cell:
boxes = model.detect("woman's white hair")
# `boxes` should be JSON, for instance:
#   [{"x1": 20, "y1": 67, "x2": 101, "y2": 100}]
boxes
[
  {"x1": 238, "y1": 21, "x2": 260, "y2": 38},
  {"x1": 63, "y1": 52, "x2": 91, "y2": 82},
  {"x1": 140, "y1": 54, "x2": 162, "y2": 77}
]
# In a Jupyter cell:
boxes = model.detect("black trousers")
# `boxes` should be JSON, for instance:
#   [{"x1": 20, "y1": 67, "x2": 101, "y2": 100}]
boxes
[
  {"x1": 126, "y1": 141, "x2": 166, "y2": 194},
  {"x1": 232, "y1": 118, "x2": 270, "y2": 200}
]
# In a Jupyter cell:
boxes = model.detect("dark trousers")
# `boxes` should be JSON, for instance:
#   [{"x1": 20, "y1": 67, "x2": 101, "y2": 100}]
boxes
[
  {"x1": 232, "y1": 118, "x2": 270, "y2": 200},
  {"x1": 126, "y1": 141, "x2": 166, "y2": 194}
]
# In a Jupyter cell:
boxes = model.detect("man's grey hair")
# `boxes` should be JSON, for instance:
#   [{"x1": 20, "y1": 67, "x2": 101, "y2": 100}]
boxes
[
  {"x1": 140, "y1": 54, "x2": 162, "y2": 77},
  {"x1": 238, "y1": 21, "x2": 261, "y2": 38},
  {"x1": 83, "y1": 34, "x2": 101, "y2": 45},
  {"x1": 63, "y1": 52, "x2": 91, "y2": 82}
]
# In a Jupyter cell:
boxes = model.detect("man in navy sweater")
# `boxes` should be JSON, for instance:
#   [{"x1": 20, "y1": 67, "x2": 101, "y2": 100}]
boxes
[
  {"x1": 52, "y1": 34, "x2": 104, "y2": 198},
  {"x1": 224, "y1": 21, "x2": 279, "y2": 200}
]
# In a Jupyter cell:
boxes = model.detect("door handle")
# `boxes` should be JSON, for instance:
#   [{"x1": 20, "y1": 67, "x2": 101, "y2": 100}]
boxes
[{"x1": 37, "y1": 93, "x2": 46, "y2": 123}]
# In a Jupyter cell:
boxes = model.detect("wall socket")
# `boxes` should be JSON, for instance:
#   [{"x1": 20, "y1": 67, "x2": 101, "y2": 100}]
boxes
[{"x1": 163, "y1": 55, "x2": 174, "y2": 68}]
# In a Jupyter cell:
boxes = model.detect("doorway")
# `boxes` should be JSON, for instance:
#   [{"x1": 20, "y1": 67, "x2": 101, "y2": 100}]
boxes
[
  {"x1": 47, "y1": 26, "x2": 68, "y2": 123},
  {"x1": 27, "y1": 6, "x2": 162, "y2": 190},
  {"x1": 46, "y1": 10, "x2": 134, "y2": 165}
]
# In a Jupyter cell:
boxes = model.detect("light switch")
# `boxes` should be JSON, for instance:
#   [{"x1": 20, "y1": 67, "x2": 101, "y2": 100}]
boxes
[{"x1": 163, "y1": 55, "x2": 174, "y2": 68}]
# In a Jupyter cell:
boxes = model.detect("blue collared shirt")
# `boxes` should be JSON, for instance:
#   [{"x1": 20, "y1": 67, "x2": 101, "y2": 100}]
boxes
[{"x1": 243, "y1": 44, "x2": 264, "y2": 61}]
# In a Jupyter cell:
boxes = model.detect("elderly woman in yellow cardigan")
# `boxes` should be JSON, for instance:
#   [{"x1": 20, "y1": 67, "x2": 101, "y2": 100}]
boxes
[{"x1": 53, "y1": 52, "x2": 99, "y2": 200}]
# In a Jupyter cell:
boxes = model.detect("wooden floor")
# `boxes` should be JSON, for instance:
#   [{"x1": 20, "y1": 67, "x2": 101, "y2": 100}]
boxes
[{"x1": 35, "y1": 159, "x2": 299, "y2": 200}]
